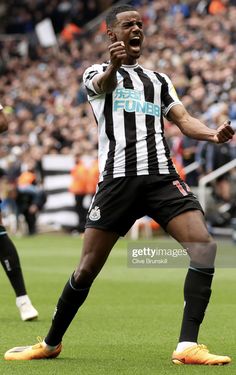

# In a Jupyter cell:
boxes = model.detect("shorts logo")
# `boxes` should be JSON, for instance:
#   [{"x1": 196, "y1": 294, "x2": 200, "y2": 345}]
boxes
[{"x1": 89, "y1": 206, "x2": 101, "y2": 221}]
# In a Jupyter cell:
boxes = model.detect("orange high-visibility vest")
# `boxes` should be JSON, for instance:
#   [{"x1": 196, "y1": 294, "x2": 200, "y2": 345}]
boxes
[
  {"x1": 61, "y1": 23, "x2": 82, "y2": 42},
  {"x1": 69, "y1": 162, "x2": 88, "y2": 195},
  {"x1": 18, "y1": 171, "x2": 36, "y2": 186},
  {"x1": 70, "y1": 160, "x2": 99, "y2": 195}
]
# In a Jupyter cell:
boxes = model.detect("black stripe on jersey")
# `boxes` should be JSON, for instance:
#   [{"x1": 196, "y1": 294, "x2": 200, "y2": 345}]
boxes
[
  {"x1": 104, "y1": 93, "x2": 116, "y2": 176},
  {"x1": 154, "y1": 73, "x2": 174, "y2": 111},
  {"x1": 134, "y1": 67, "x2": 159, "y2": 173},
  {"x1": 118, "y1": 68, "x2": 137, "y2": 175}
]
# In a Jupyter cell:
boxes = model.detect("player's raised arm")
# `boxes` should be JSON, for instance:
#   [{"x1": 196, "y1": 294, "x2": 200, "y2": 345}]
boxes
[
  {"x1": 93, "y1": 41, "x2": 127, "y2": 94},
  {"x1": 168, "y1": 104, "x2": 234, "y2": 143},
  {"x1": 0, "y1": 107, "x2": 8, "y2": 133}
]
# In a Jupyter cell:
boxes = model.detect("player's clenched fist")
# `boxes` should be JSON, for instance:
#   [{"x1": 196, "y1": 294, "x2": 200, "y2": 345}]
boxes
[
  {"x1": 214, "y1": 120, "x2": 235, "y2": 144},
  {"x1": 108, "y1": 41, "x2": 127, "y2": 68}
]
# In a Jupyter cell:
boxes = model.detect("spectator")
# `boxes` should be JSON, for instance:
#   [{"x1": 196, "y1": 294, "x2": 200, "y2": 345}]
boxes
[
  {"x1": 16, "y1": 165, "x2": 46, "y2": 235},
  {"x1": 69, "y1": 150, "x2": 98, "y2": 234}
]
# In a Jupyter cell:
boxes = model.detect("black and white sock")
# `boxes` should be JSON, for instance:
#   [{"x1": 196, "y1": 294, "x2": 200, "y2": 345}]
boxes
[{"x1": 45, "y1": 273, "x2": 90, "y2": 346}]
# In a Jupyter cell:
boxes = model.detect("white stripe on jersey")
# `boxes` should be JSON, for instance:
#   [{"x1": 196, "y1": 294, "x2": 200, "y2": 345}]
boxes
[
  {"x1": 155, "y1": 133, "x2": 169, "y2": 174},
  {"x1": 83, "y1": 62, "x2": 182, "y2": 180}
]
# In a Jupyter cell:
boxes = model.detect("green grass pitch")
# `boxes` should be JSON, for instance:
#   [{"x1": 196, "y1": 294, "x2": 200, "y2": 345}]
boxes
[{"x1": 0, "y1": 234, "x2": 235, "y2": 375}]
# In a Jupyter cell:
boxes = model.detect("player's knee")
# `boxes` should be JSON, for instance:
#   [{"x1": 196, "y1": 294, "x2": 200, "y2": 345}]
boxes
[
  {"x1": 199, "y1": 240, "x2": 216, "y2": 257},
  {"x1": 188, "y1": 239, "x2": 217, "y2": 267},
  {"x1": 73, "y1": 268, "x2": 95, "y2": 288}
]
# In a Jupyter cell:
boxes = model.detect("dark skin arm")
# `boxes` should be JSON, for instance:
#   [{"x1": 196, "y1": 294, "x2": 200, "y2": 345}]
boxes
[
  {"x1": 168, "y1": 104, "x2": 234, "y2": 144},
  {"x1": 0, "y1": 110, "x2": 8, "y2": 133},
  {"x1": 93, "y1": 41, "x2": 127, "y2": 94}
]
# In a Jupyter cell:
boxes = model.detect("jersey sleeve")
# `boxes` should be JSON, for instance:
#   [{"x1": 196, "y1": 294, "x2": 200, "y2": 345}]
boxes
[
  {"x1": 83, "y1": 64, "x2": 104, "y2": 98},
  {"x1": 160, "y1": 73, "x2": 182, "y2": 117},
  {"x1": 0, "y1": 103, "x2": 3, "y2": 111}
]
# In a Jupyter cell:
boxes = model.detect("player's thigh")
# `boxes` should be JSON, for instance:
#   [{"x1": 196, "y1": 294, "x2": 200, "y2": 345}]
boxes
[{"x1": 166, "y1": 209, "x2": 212, "y2": 243}]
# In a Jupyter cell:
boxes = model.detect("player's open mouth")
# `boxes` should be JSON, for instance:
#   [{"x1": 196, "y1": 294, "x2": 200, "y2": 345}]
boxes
[{"x1": 129, "y1": 37, "x2": 142, "y2": 52}]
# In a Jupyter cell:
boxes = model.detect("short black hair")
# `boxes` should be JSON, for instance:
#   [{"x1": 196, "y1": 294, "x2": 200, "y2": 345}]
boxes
[{"x1": 106, "y1": 5, "x2": 136, "y2": 27}]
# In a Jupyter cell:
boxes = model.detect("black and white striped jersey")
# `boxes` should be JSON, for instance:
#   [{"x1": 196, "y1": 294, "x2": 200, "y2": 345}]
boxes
[{"x1": 83, "y1": 62, "x2": 182, "y2": 181}]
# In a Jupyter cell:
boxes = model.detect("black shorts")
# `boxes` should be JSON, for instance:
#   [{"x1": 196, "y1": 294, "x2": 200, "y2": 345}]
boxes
[{"x1": 86, "y1": 174, "x2": 203, "y2": 236}]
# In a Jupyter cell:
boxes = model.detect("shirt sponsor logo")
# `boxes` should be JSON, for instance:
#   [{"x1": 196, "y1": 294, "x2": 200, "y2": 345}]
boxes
[{"x1": 113, "y1": 88, "x2": 160, "y2": 117}]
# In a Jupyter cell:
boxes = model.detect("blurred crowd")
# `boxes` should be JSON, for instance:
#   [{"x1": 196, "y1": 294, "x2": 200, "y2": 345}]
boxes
[
  {"x1": 0, "y1": 0, "x2": 236, "y2": 234},
  {"x1": 0, "y1": 0, "x2": 120, "y2": 33}
]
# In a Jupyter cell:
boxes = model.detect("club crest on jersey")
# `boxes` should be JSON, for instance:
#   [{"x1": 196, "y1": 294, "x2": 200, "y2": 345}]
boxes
[{"x1": 89, "y1": 206, "x2": 101, "y2": 221}]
